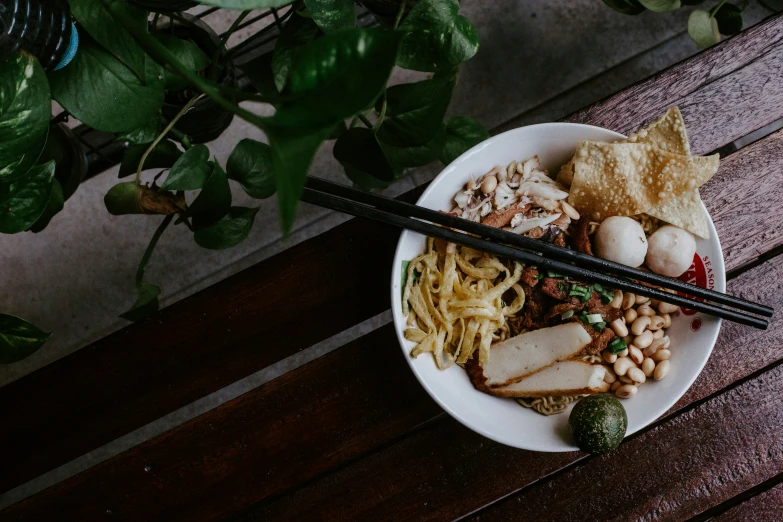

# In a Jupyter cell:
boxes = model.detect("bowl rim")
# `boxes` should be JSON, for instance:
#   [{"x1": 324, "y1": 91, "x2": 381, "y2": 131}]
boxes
[{"x1": 389, "y1": 121, "x2": 725, "y2": 452}]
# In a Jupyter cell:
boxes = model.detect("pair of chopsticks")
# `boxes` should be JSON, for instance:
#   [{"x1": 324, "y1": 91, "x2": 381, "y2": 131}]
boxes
[{"x1": 301, "y1": 176, "x2": 773, "y2": 330}]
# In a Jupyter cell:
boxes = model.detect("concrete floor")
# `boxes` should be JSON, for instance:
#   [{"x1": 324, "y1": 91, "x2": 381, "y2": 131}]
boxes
[{"x1": 0, "y1": 1, "x2": 774, "y2": 388}]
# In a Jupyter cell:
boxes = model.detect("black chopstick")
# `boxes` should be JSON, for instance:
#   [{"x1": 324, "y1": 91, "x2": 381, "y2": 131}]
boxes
[
  {"x1": 300, "y1": 183, "x2": 770, "y2": 330},
  {"x1": 305, "y1": 176, "x2": 774, "y2": 318}
]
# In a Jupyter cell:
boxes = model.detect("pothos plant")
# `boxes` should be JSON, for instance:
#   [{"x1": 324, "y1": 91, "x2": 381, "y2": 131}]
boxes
[
  {"x1": 602, "y1": 0, "x2": 757, "y2": 48},
  {"x1": 0, "y1": 0, "x2": 486, "y2": 362}
]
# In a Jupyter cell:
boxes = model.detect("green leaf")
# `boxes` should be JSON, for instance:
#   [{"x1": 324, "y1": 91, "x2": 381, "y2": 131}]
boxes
[
  {"x1": 272, "y1": 14, "x2": 320, "y2": 92},
  {"x1": 189, "y1": 162, "x2": 232, "y2": 229},
  {"x1": 70, "y1": 0, "x2": 149, "y2": 82},
  {"x1": 439, "y1": 116, "x2": 489, "y2": 165},
  {"x1": 334, "y1": 127, "x2": 400, "y2": 183},
  {"x1": 304, "y1": 0, "x2": 357, "y2": 33},
  {"x1": 49, "y1": 41, "x2": 165, "y2": 133},
  {"x1": 154, "y1": 33, "x2": 211, "y2": 91},
  {"x1": 638, "y1": 0, "x2": 681, "y2": 11},
  {"x1": 119, "y1": 140, "x2": 183, "y2": 178},
  {"x1": 160, "y1": 144, "x2": 211, "y2": 191},
  {"x1": 120, "y1": 283, "x2": 161, "y2": 321},
  {"x1": 688, "y1": 10, "x2": 721, "y2": 48},
  {"x1": 267, "y1": 125, "x2": 334, "y2": 234},
  {"x1": 273, "y1": 28, "x2": 401, "y2": 129},
  {"x1": 29, "y1": 179, "x2": 64, "y2": 233},
  {"x1": 105, "y1": 181, "x2": 143, "y2": 215},
  {"x1": 115, "y1": 115, "x2": 163, "y2": 145},
  {"x1": 226, "y1": 139, "x2": 276, "y2": 199},
  {"x1": 0, "y1": 53, "x2": 50, "y2": 180},
  {"x1": 0, "y1": 314, "x2": 52, "y2": 364},
  {"x1": 714, "y1": 3, "x2": 743, "y2": 35},
  {"x1": 376, "y1": 71, "x2": 456, "y2": 147},
  {"x1": 194, "y1": 206, "x2": 260, "y2": 249},
  {"x1": 381, "y1": 125, "x2": 446, "y2": 169},
  {"x1": 195, "y1": 0, "x2": 295, "y2": 8},
  {"x1": 0, "y1": 133, "x2": 47, "y2": 183},
  {"x1": 397, "y1": 0, "x2": 479, "y2": 72},
  {"x1": 0, "y1": 161, "x2": 55, "y2": 234},
  {"x1": 601, "y1": 0, "x2": 646, "y2": 14}
]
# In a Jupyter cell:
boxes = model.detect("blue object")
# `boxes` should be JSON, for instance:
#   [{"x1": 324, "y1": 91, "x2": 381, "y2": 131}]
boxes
[{"x1": 54, "y1": 24, "x2": 78, "y2": 71}]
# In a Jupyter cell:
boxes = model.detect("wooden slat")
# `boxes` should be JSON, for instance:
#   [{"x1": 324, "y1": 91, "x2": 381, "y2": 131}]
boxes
[
  {"x1": 2, "y1": 13, "x2": 783, "y2": 498},
  {"x1": 713, "y1": 482, "x2": 783, "y2": 522},
  {"x1": 228, "y1": 254, "x2": 783, "y2": 522},
  {"x1": 5, "y1": 130, "x2": 782, "y2": 518},
  {"x1": 0, "y1": 217, "x2": 403, "y2": 493},
  {"x1": 465, "y1": 367, "x2": 783, "y2": 521},
  {"x1": 566, "y1": 14, "x2": 783, "y2": 154},
  {"x1": 7, "y1": 253, "x2": 779, "y2": 521}
]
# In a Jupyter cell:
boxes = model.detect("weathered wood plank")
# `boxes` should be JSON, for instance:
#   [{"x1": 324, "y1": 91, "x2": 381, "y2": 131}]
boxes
[
  {"x1": 0, "y1": 217, "x2": 403, "y2": 493},
  {"x1": 2, "y1": 14, "x2": 782, "y2": 497},
  {"x1": 5, "y1": 235, "x2": 782, "y2": 521},
  {"x1": 700, "y1": 128, "x2": 783, "y2": 274},
  {"x1": 466, "y1": 364, "x2": 783, "y2": 521},
  {"x1": 712, "y1": 482, "x2": 783, "y2": 522},
  {"x1": 564, "y1": 14, "x2": 783, "y2": 154},
  {"x1": 227, "y1": 254, "x2": 783, "y2": 522}
]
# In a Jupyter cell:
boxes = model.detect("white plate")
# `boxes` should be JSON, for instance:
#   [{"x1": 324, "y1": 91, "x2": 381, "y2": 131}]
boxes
[{"x1": 390, "y1": 122, "x2": 725, "y2": 452}]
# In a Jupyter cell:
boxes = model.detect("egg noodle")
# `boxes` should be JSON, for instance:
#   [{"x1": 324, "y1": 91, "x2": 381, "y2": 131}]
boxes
[{"x1": 402, "y1": 238, "x2": 525, "y2": 370}]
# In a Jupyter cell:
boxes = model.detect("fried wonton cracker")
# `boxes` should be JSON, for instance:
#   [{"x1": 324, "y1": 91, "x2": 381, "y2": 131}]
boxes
[
  {"x1": 627, "y1": 107, "x2": 710, "y2": 237},
  {"x1": 566, "y1": 141, "x2": 719, "y2": 220},
  {"x1": 645, "y1": 189, "x2": 709, "y2": 238},
  {"x1": 557, "y1": 107, "x2": 690, "y2": 187},
  {"x1": 625, "y1": 106, "x2": 690, "y2": 155}
]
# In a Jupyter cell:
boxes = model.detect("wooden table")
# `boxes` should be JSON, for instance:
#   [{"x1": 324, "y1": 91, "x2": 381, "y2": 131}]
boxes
[{"x1": 3, "y1": 15, "x2": 783, "y2": 522}]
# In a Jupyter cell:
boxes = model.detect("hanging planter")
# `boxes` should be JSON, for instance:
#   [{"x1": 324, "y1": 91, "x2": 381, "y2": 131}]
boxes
[
  {"x1": 39, "y1": 123, "x2": 88, "y2": 201},
  {"x1": 0, "y1": 0, "x2": 77, "y2": 71},
  {"x1": 156, "y1": 14, "x2": 236, "y2": 144},
  {"x1": 360, "y1": 0, "x2": 418, "y2": 26},
  {"x1": 128, "y1": 0, "x2": 198, "y2": 13}
]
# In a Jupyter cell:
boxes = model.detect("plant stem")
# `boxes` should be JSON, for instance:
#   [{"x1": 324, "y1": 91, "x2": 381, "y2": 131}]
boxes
[
  {"x1": 169, "y1": 128, "x2": 192, "y2": 150},
  {"x1": 373, "y1": 93, "x2": 387, "y2": 132},
  {"x1": 710, "y1": 0, "x2": 728, "y2": 16},
  {"x1": 135, "y1": 214, "x2": 173, "y2": 287},
  {"x1": 100, "y1": 0, "x2": 270, "y2": 131},
  {"x1": 150, "y1": 12, "x2": 160, "y2": 33},
  {"x1": 213, "y1": 10, "x2": 251, "y2": 67},
  {"x1": 358, "y1": 113, "x2": 373, "y2": 127},
  {"x1": 393, "y1": 0, "x2": 408, "y2": 29},
  {"x1": 136, "y1": 93, "x2": 203, "y2": 184}
]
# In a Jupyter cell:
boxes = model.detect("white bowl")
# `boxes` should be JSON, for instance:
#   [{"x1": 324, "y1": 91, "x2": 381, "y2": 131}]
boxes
[{"x1": 390, "y1": 122, "x2": 725, "y2": 452}]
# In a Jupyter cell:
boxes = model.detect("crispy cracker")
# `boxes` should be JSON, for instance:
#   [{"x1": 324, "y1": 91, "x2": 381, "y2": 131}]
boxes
[
  {"x1": 556, "y1": 157, "x2": 576, "y2": 186},
  {"x1": 645, "y1": 189, "x2": 709, "y2": 238},
  {"x1": 626, "y1": 106, "x2": 691, "y2": 155},
  {"x1": 558, "y1": 107, "x2": 690, "y2": 188},
  {"x1": 567, "y1": 141, "x2": 719, "y2": 220}
]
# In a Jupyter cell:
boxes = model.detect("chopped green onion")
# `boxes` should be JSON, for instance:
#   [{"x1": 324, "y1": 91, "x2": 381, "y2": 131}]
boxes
[
  {"x1": 593, "y1": 321, "x2": 606, "y2": 331},
  {"x1": 546, "y1": 269, "x2": 565, "y2": 278},
  {"x1": 592, "y1": 283, "x2": 604, "y2": 292},
  {"x1": 600, "y1": 294, "x2": 612, "y2": 304},
  {"x1": 534, "y1": 273, "x2": 544, "y2": 280},
  {"x1": 568, "y1": 284, "x2": 588, "y2": 297},
  {"x1": 586, "y1": 313, "x2": 604, "y2": 324},
  {"x1": 579, "y1": 314, "x2": 590, "y2": 324},
  {"x1": 580, "y1": 293, "x2": 591, "y2": 303},
  {"x1": 608, "y1": 338, "x2": 627, "y2": 354},
  {"x1": 560, "y1": 310, "x2": 575, "y2": 319}
]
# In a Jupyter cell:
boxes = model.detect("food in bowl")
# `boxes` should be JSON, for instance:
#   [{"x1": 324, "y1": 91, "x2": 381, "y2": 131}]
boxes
[{"x1": 401, "y1": 107, "x2": 719, "y2": 418}]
